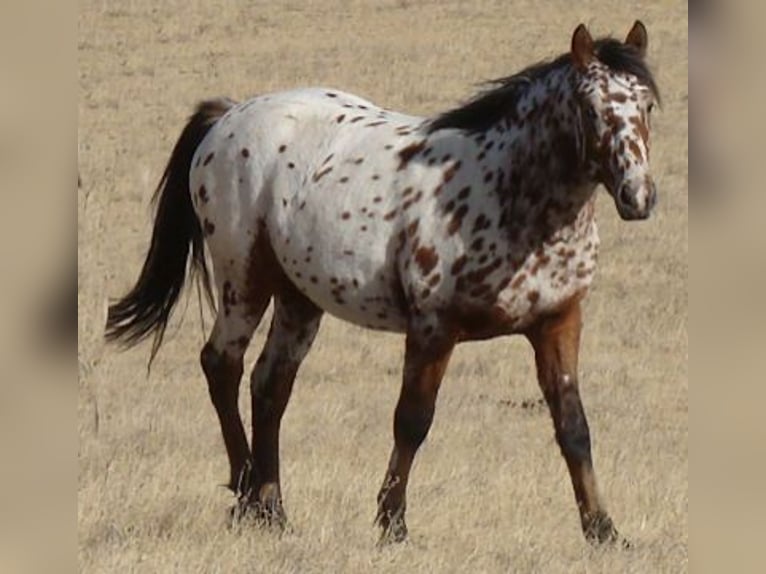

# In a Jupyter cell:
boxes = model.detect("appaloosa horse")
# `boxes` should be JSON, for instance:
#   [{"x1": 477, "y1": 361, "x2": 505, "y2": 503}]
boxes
[{"x1": 106, "y1": 21, "x2": 659, "y2": 545}]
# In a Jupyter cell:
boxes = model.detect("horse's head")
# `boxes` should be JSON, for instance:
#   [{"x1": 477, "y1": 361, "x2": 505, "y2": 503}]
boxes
[{"x1": 571, "y1": 21, "x2": 659, "y2": 221}]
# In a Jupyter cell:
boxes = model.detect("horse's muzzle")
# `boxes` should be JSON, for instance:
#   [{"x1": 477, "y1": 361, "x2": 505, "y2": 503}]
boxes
[{"x1": 615, "y1": 177, "x2": 657, "y2": 221}]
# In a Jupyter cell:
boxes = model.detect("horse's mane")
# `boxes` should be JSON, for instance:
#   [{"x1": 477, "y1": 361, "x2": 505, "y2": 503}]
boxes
[{"x1": 427, "y1": 38, "x2": 659, "y2": 134}]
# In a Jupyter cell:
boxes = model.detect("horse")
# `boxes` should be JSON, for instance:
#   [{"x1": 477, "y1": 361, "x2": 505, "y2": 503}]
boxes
[{"x1": 106, "y1": 21, "x2": 659, "y2": 546}]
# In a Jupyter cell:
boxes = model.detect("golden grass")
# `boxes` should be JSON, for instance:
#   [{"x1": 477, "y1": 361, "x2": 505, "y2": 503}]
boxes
[{"x1": 78, "y1": 1, "x2": 687, "y2": 571}]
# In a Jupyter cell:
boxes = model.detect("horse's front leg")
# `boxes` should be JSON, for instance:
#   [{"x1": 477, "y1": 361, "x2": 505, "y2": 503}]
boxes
[
  {"x1": 376, "y1": 321, "x2": 455, "y2": 544},
  {"x1": 526, "y1": 298, "x2": 625, "y2": 546}
]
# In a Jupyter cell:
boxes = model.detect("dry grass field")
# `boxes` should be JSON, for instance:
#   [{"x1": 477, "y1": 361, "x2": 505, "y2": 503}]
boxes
[{"x1": 78, "y1": 1, "x2": 687, "y2": 572}]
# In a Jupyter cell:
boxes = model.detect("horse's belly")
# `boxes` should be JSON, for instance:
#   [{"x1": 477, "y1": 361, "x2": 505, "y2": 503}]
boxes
[{"x1": 269, "y1": 230, "x2": 408, "y2": 333}]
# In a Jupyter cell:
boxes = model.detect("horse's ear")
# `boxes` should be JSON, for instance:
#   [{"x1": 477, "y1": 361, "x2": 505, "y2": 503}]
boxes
[
  {"x1": 625, "y1": 20, "x2": 648, "y2": 57},
  {"x1": 571, "y1": 24, "x2": 594, "y2": 70}
]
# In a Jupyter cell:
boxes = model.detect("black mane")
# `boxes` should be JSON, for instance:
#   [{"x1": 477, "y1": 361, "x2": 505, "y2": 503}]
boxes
[{"x1": 428, "y1": 38, "x2": 659, "y2": 134}]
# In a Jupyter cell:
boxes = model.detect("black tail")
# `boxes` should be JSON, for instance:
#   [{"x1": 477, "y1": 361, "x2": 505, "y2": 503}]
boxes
[{"x1": 105, "y1": 98, "x2": 236, "y2": 364}]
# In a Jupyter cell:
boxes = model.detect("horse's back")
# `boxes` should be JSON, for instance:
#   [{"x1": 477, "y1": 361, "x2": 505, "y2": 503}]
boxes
[{"x1": 189, "y1": 88, "x2": 420, "y2": 331}]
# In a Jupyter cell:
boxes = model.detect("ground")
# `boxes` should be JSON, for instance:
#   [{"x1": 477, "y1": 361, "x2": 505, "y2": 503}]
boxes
[{"x1": 78, "y1": 1, "x2": 687, "y2": 572}]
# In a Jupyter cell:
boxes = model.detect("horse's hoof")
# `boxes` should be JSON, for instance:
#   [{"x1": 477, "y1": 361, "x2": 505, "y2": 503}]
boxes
[
  {"x1": 375, "y1": 510, "x2": 408, "y2": 545},
  {"x1": 228, "y1": 498, "x2": 287, "y2": 531},
  {"x1": 583, "y1": 513, "x2": 628, "y2": 548}
]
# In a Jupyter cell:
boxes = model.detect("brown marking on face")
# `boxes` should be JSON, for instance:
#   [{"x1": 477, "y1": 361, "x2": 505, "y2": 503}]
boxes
[
  {"x1": 457, "y1": 186, "x2": 471, "y2": 201},
  {"x1": 627, "y1": 138, "x2": 643, "y2": 162},
  {"x1": 198, "y1": 185, "x2": 209, "y2": 203},
  {"x1": 203, "y1": 219, "x2": 215, "y2": 235},
  {"x1": 350, "y1": 116, "x2": 365, "y2": 123},
  {"x1": 373, "y1": 196, "x2": 382, "y2": 203},
  {"x1": 203, "y1": 152, "x2": 214, "y2": 166},
  {"x1": 241, "y1": 148, "x2": 250, "y2": 158},
  {"x1": 428, "y1": 273, "x2": 442, "y2": 288},
  {"x1": 340, "y1": 176, "x2": 349, "y2": 183},
  {"x1": 278, "y1": 144, "x2": 287, "y2": 153},
  {"x1": 630, "y1": 116, "x2": 649, "y2": 144},
  {"x1": 341, "y1": 212, "x2": 351, "y2": 220},
  {"x1": 372, "y1": 174, "x2": 381, "y2": 181},
  {"x1": 527, "y1": 290, "x2": 540, "y2": 305},
  {"x1": 415, "y1": 246, "x2": 439, "y2": 275},
  {"x1": 407, "y1": 220, "x2": 419, "y2": 237},
  {"x1": 397, "y1": 140, "x2": 427, "y2": 171},
  {"x1": 288, "y1": 162, "x2": 295, "y2": 169},
  {"x1": 366, "y1": 120, "x2": 387, "y2": 127},
  {"x1": 336, "y1": 114, "x2": 346, "y2": 123},
  {"x1": 383, "y1": 209, "x2": 398, "y2": 221}
]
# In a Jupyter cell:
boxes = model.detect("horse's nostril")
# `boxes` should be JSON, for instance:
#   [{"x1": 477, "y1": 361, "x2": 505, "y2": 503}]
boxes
[{"x1": 619, "y1": 185, "x2": 634, "y2": 208}]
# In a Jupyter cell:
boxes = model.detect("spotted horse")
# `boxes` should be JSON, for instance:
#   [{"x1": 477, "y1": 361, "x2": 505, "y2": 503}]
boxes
[{"x1": 106, "y1": 21, "x2": 659, "y2": 546}]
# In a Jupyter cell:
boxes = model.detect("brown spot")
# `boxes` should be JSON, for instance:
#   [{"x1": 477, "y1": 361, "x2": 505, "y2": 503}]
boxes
[
  {"x1": 457, "y1": 186, "x2": 471, "y2": 200},
  {"x1": 372, "y1": 174, "x2": 381, "y2": 181},
  {"x1": 340, "y1": 212, "x2": 351, "y2": 220},
  {"x1": 336, "y1": 114, "x2": 346, "y2": 123},
  {"x1": 288, "y1": 162, "x2": 295, "y2": 169},
  {"x1": 527, "y1": 290, "x2": 540, "y2": 304},
  {"x1": 343, "y1": 249, "x2": 354, "y2": 256},
  {"x1": 407, "y1": 220, "x2": 419, "y2": 237},
  {"x1": 451, "y1": 255, "x2": 468, "y2": 276},
  {"x1": 203, "y1": 219, "x2": 215, "y2": 235},
  {"x1": 415, "y1": 246, "x2": 439, "y2": 275},
  {"x1": 511, "y1": 273, "x2": 527, "y2": 289},
  {"x1": 241, "y1": 148, "x2": 250, "y2": 158},
  {"x1": 366, "y1": 120, "x2": 387, "y2": 127},
  {"x1": 472, "y1": 214, "x2": 490, "y2": 233},
  {"x1": 470, "y1": 237, "x2": 484, "y2": 251},
  {"x1": 340, "y1": 176, "x2": 349, "y2": 183},
  {"x1": 383, "y1": 209, "x2": 398, "y2": 221},
  {"x1": 313, "y1": 166, "x2": 333, "y2": 182},
  {"x1": 447, "y1": 205, "x2": 469, "y2": 235},
  {"x1": 397, "y1": 140, "x2": 427, "y2": 170},
  {"x1": 428, "y1": 273, "x2": 441, "y2": 287},
  {"x1": 278, "y1": 144, "x2": 287, "y2": 153},
  {"x1": 198, "y1": 185, "x2": 209, "y2": 203},
  {"x1": 373, "y1": 196, "x2": 382, "y2": 203},
  {"x1": 326, "y1": 92, "x2": 338, "y2": 98},
  {"x1": 443, "y1": 161, "x2": 462, "y2": 183},
  {"x1": 350, "y1": 116, "x2": 365, "y2": 123},
  {"x1": 203, "y1": 152, "x2": 214, "y2": 166}
]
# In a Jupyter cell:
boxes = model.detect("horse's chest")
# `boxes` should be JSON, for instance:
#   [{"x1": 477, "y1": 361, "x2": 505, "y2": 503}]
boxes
[{"x1": 498, "y1": 233, "x2": 599, "y2": 328}]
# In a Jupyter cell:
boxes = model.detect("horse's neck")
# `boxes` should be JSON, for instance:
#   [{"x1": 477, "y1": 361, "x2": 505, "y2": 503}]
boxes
[{"x1": 494, "y1": 68, "x2": 597, "y2": 247}]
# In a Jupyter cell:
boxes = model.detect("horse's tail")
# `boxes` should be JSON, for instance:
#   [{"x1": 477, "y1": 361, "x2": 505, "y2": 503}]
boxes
[{"x1": 105, "y1": 98, "x2": 236, "y2": 365}]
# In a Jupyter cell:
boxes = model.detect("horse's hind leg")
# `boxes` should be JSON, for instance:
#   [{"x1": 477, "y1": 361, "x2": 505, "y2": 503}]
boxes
[
  {"x1": 242, "y1": 280, "x2": 323, "y2": 526},
  {"x1": 526, "y1": 299, "x2": 625, "y2": 546},
  {"x1": 200, "y1": 266, "x2": 273, "y2": 495}
]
